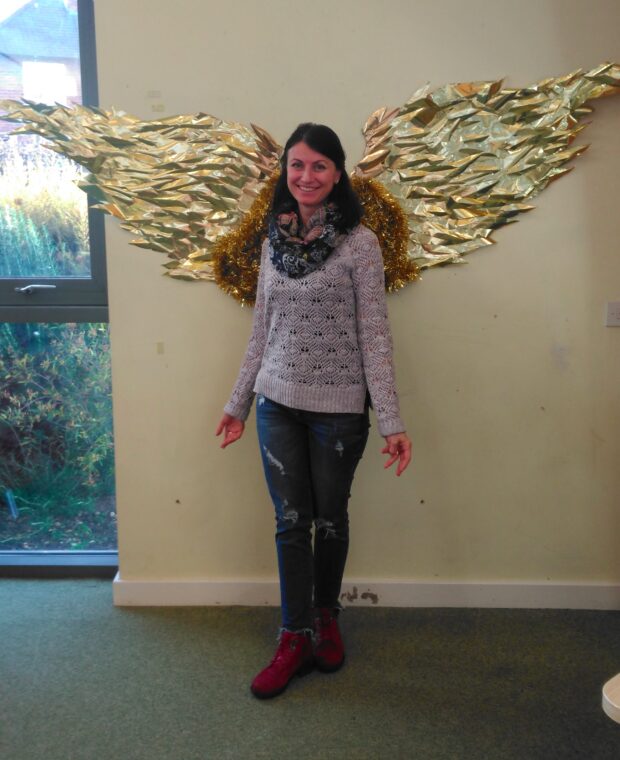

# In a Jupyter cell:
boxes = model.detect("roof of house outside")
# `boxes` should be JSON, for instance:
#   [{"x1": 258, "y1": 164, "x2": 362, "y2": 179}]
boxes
[
  {"x1": 0, "y1": 0, "x2": 79, "y2": 61},
  {"x1": 0, "y1": 1, "x2": 31, "y2": 25}
]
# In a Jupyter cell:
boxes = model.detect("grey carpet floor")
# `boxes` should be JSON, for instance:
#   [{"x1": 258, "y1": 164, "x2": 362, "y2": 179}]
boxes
[{"x1": 1, "y1": 580, "x2": 620, "y2": 759}]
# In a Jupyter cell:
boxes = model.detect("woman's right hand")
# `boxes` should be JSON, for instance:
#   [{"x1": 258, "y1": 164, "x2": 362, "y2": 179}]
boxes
[{"x1": 215, "y1": 413, "x2": 245, "y2": 449}]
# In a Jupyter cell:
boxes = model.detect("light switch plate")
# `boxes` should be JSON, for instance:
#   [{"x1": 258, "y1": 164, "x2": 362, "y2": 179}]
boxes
[{"x1": 605, "y1": 301, "x2": 620, "y2": 327}]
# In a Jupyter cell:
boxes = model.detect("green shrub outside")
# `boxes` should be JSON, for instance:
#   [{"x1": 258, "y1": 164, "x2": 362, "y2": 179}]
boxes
[{"x1": 0, "y1": 322, "x2": 114, "y2": 518}]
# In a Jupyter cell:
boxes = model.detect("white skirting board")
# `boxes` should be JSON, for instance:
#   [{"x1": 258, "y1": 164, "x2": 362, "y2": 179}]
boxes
[{"x1": 112, "y1": 574, "x2": 620, "y2": 610}]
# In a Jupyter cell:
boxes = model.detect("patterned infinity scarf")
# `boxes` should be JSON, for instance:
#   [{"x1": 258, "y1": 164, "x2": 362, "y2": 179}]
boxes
[{"x1": 268, "y1": 203, "x2": 344, "y2": 278}]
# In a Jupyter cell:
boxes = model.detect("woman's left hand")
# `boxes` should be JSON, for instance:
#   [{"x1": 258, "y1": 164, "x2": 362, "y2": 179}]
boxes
[{"x1": 382, "y1": 432, "x2": 412, "y2": 476}]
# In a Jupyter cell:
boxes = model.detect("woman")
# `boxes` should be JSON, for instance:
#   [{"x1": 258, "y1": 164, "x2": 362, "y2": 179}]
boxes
[{"x1": 216, "y1": 123, "x2": 411, "y2": 699}]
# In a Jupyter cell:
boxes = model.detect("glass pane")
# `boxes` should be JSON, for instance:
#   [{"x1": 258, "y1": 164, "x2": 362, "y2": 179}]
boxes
[
  {"x1": 0, "y1": 135, "x2": 91, "y2": 279},
  {"x1": 0, "y1": 322, "x2": 116, "y2": 550},
  {"x1": 0, "y1": 0, "x2": 90, "y2": 279},
  {"x1": 0, "y1": 1, "x2": 82, "y2": 106}
]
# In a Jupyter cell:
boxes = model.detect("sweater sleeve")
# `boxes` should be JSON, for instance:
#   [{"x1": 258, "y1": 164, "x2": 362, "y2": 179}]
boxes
[
  {"x1": 223, "y1": 241, "x2": 269, "y2": 421},
  {"x1": 351, "y1": 228, "x2": 406, "y2": 437}
]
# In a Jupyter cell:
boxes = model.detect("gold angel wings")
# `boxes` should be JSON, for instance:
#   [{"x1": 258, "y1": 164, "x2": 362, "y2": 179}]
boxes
[{"x1": 1, "y1": 62, "x2": 618, "y2": 303}]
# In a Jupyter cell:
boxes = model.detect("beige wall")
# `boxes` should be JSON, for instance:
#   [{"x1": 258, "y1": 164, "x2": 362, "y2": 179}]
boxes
[{"x1": 94, "y1": 0, "x2": 620, "y2": 585}]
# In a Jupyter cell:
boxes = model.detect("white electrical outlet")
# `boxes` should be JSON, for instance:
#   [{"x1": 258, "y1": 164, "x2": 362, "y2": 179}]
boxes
[{"x1": 605, "y1": 301, "x2": 620, "y2": 327}]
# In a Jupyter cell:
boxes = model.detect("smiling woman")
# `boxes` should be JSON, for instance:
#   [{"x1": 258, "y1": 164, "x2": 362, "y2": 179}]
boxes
[{"x1": 217, "y1": 122, "x2": 412, "y2": 699}]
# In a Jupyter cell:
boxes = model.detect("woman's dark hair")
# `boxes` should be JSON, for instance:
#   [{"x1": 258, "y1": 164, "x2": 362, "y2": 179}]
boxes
[{"x1": 271, "y1": 123, "x2": 363, "y2": 232}]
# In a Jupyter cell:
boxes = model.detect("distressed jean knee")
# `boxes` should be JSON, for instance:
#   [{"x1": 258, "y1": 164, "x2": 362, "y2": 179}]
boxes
[
  {"x1": 276, "y1": 507, "x2": 312, "y2": 537},
  {"x1": 314, "y1": 516, "x2": 348, "y2": 541}
]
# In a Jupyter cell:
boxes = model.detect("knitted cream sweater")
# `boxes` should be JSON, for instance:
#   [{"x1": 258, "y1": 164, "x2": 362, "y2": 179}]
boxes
[{"x1": 224, "y1": 224, "x2": 405, "y2": 437}]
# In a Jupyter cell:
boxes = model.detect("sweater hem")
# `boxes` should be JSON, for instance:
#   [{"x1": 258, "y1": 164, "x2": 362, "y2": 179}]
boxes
[{"x1": 254, "y1": 374, "x2": 368, "y2": 414}]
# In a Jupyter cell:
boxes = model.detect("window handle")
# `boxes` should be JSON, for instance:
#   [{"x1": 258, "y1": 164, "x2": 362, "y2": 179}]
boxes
[{"x1": 14, "y1": 284, "x2": 58, "y2": 295}]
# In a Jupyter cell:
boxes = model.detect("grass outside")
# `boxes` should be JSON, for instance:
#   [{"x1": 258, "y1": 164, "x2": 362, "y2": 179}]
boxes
[{"x1": 0, "y1": 131, "x2": 90, "y2": 278}]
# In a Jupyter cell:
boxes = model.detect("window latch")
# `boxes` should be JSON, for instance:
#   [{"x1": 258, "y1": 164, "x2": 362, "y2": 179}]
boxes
[{"x1": 14, "y1": 284, "x2": 58, "y2": 295}]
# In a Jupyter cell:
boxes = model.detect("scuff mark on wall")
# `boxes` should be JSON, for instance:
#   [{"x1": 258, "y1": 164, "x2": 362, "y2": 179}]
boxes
[
  {"x1": 361, "y1": 591, "x2": 379, "y2": 605},
  {"x1": 340, "y1": 586, "x2": 358, "y2": 603},
  {"x1": 340, "y1": 587, "x2": 379, "y2": 604},
  {"x1": 550, "y1": 343, "x2": 571, "y2": 372}
]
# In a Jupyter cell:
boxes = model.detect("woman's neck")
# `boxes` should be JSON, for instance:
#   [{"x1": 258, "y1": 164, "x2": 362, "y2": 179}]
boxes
[{"x1": 298, "y1": 203, "x2": 320, "y2": 228}]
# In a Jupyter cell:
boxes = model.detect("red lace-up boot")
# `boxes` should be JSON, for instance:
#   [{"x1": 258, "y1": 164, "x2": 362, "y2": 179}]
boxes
[
  {"x1": 314, "y1": 607, "x2": 345, "y2": 672},
  {"x1": 250, "y1": 630, "x2": 314, "y2": 699}
]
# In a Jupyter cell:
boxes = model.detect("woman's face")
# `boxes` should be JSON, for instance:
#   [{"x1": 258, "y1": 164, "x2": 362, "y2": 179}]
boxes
[{"x1": 286, "y1": 141, "x2": 341, "y2": 220}]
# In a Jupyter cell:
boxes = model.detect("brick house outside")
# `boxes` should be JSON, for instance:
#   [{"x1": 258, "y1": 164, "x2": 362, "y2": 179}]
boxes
[{"x1": 0, "y1": 0, "x2": 81, "y2": 134}]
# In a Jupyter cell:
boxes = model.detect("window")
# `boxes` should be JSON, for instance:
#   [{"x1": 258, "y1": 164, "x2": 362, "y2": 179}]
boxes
[
  {"x1": 0, "y1": 0, "x2": 106, "y2": 320},
  {"x1": 0, "y1": 0, "x2": 116, "y2": 569}
]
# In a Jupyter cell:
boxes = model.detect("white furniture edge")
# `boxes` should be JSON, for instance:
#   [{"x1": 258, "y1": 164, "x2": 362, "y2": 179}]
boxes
[{"x1": 602, "y1": 673, "x2": 620, "y2": 724}]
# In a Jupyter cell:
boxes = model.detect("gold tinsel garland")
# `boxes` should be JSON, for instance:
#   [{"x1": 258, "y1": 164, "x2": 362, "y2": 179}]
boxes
[
  {"x1": 351, "y1": 176, "x2": 418, "y2": 292},
  {"x1": 211, "y1": 175, "x2": 278, "y2": 304},
  {"x1": 212, "y1": 175, "x2": 418, "y2": 305}
]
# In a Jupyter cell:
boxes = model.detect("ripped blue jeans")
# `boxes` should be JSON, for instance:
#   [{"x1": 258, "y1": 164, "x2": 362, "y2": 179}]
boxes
[{"x1": 256, "y1": 395, "x2": 370, "y2": 631}]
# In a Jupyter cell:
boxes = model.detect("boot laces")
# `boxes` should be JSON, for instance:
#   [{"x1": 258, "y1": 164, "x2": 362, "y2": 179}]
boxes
[{"x1": 270, "y1": 630, "x2": 310, "y2": 666}]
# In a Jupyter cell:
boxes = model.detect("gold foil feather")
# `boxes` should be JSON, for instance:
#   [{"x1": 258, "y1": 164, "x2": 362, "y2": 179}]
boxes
[
  {"x1": 2, "y1": 62, "x2": 618, "y2": 299},
  {"x1": 0, "y1": 101, "x2": 281, "y2": 281},
  {"x1": 355, "y1": 62, "x2": 620, "y2": 270}
]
